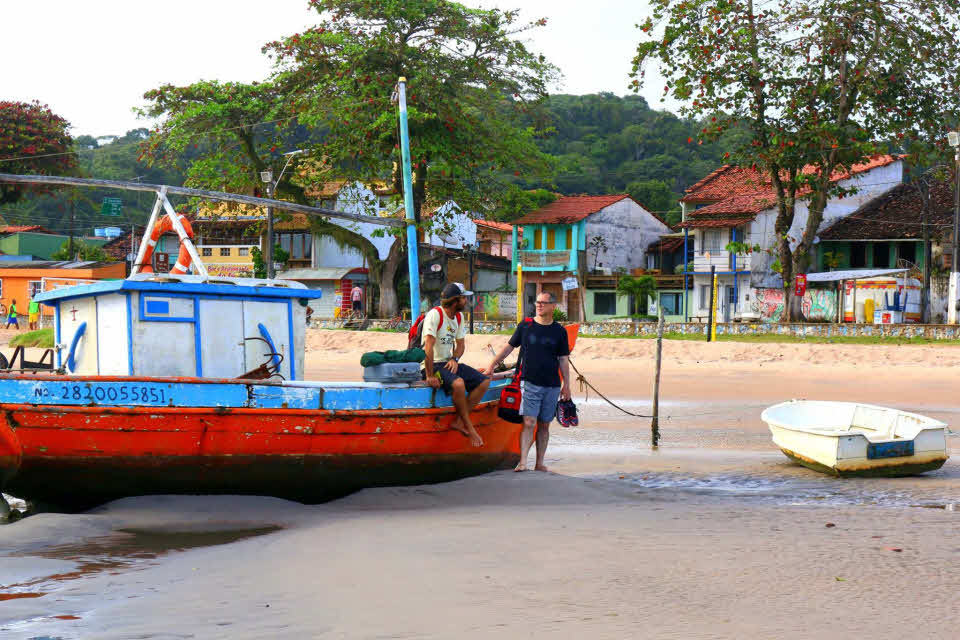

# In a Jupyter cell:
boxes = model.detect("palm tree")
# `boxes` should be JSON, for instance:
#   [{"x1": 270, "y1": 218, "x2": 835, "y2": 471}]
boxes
[{"x1": 616, "y1": 275, "x2": 657, "y2": 317}]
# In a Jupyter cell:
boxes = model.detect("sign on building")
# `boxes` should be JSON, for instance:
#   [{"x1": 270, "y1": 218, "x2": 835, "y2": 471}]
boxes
[{"x1": 561, "y1": 276, "x2": 579, "y2": 291}]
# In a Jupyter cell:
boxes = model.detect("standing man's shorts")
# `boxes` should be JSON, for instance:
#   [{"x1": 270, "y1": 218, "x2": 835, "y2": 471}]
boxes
[
  {"x1": 5, "y1": 316, "x2": 17, "y2": 327},
  {"x1": 520, "y1": 381, "x2": 561, "y2": 422},
  {"x1": 29, "y1": 313, "x2": 38, "y2": 324},
  {"x1": 424, "y1": 362, "x2": 487, "y2": 396},
  {"x1": 352, "y1": 300, "x2": 362, "y2": 312}
]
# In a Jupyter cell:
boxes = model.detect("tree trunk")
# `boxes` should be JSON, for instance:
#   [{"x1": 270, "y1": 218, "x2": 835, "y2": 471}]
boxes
[{"x1": 377, "y1": 238, "x2": 405, "y2": 317}]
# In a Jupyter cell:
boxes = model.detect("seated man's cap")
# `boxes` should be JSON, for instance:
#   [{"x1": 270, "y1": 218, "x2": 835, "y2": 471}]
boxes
[{"x1": 441, "y1": 282, "x2": 474, "y2": 299}]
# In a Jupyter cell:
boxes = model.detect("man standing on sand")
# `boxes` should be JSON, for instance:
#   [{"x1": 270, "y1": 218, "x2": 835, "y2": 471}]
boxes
[
  {"x1": 28, "y1": 298, "x2": 40, "y2": 331},
  {"x1": 422, "y1": 282, "x2": 489, "y2": 447},
  {"x1": 5, "y1": 299, "x2": 19, "y2": 330},
  {"x1": 483, "y1": 292, "x2": 570, "y2": 471}
]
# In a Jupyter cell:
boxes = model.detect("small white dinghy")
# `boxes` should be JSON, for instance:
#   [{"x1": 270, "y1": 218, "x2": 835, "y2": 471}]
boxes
[{"x1": 762, "y1": 400, "x2": 949, "y2": 477}]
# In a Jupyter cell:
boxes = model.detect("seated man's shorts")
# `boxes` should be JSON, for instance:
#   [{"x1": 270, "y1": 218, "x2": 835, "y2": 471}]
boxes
[{"x1": 425, "y1": 362, "x2": 487, "y2": 396}]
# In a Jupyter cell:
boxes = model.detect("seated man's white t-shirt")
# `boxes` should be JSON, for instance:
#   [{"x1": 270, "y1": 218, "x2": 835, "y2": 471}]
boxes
[{"x1": 422, "y1": 307, "x2": 466, "y2": 362}]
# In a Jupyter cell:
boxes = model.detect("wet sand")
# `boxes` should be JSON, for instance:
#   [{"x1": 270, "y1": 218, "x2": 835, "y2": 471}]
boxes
[{"x1": 2, "y1": 329, "x2": 960, "y2": 638}]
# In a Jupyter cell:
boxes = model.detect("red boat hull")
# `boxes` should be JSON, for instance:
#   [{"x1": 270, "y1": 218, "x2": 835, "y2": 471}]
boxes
[{"x1": 0, "y1": 401, "x2": 521, "y2": 509}]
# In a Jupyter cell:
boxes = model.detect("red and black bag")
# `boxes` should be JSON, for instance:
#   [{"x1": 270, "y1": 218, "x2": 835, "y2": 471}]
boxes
[{"x1": 497, "y1": 318, "x2": 533, "y2": 424}]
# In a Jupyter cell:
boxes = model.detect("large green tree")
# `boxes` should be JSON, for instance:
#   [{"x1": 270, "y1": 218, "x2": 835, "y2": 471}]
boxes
[
  {"x1": 634, "y1": 0, "x2": 960, "y2": 320},
  {"x1": 141, "y1": 0, "x2": 556, "y2": 316},
  {"x1": 0, "y1": 101, "x2": 76, "y2": 205}
]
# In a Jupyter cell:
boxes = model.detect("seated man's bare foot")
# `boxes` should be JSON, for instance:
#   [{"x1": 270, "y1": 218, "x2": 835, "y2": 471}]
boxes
[
  {"x1": 514, "y1": 463, "x2": 527, "y2": 472},
  {"x1": 448, "y1": 416, "x2": 470, "y2": 436},
  {"x1": 534, "y1": 465, "x2": 550, "y2": 472},
  {"x1": 468, "y1": 431, "x2": 484, "y2": 447}
]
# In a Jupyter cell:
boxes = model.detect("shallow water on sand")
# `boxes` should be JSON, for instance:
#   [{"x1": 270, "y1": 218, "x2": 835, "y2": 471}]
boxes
[
  {"x1": 550, "y1": 398, "x2": 960, "y2": 511},
  {"x1": 0, "y1": 526, "x2": 280, "y2": 615}
]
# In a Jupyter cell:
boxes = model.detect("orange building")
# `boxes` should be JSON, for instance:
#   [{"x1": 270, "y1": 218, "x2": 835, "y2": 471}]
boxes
[{"x1": 0, "y1": 261, "x2": 127, "y2": 322}]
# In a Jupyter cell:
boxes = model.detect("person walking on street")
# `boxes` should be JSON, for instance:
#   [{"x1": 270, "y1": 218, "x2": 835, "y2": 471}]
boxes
[
  {"x1": 483, "y1": 292, "x2": 571, "y2": 471},
  {"x1": 422, "y1": 282, "x2": 489, "y2": 447},
  {"x1": 5, "y1": 299, "x2": 19, "y2": 330},
  {"x1": 28, "y1": 298, "x2": 40, "y2": 331}
]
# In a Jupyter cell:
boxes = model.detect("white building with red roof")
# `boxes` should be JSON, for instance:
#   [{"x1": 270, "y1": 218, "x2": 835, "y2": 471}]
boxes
[
  {"x1": 678, "y1": 155, "x2": 904, "y2": 322},
  {"x1": 510, "y1": 194, "x2": 671, "y2": 320}
]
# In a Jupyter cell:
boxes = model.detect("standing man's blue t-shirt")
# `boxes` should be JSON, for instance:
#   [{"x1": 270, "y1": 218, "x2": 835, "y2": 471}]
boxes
[{"x1": 508, "y1": 321, "x2": 570, "y2": 387}]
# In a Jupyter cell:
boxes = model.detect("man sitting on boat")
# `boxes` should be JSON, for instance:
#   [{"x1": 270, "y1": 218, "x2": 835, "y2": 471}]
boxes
[{"x1": 422, "y1": 283, "x2": 488, "y2": 447}]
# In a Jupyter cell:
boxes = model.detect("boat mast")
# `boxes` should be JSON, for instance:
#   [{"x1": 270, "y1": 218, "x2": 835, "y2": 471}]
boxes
[{"x1": 397, "y1": 77, "x2": 421, "y2": 316}]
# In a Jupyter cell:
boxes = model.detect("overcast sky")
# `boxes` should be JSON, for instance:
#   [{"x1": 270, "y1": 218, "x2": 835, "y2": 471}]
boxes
[{"x1": 2, "y1": 0, "x2": 676, "y2": 138}]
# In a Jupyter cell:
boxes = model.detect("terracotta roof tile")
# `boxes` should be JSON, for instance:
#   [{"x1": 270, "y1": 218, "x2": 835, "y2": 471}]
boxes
[
  {"x1": 513, "y1": 195, "x2": 631, "y2": 225},
  {"x1": 647, "y1": 236, "x2": 685, "y2": 253},
  {"x1": 678, "y1": 216, "x2": 756, "y2": 229},
  {"x1": 682, "y1": 155, "x2": 902, "y2": 222},
  {"x1": 473, "y1": 219, "x2": 512, "y2": 232},
  {"x1": 681, "y1": 166, "x2": 769, "y2": 203},
  {"x1": 819, "y1": 178, "x2": 954, "y2": 240},
  {"x1": 0, "y1": 225, "x2": 56, "y2": 234}
]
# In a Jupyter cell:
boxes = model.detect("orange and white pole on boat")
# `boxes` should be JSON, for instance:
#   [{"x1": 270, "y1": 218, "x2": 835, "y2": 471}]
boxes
[{"x1": 139, "y1": 213, "x2": 195, "y2": 274}]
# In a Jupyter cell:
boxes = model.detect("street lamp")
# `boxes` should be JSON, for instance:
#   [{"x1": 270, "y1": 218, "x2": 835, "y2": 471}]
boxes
[
  {"x1": 260, "y1": 149, "x2": 306, "y2": 280},
  {"x1": 948, "y1": 131, "x2": 960, "y2": 324},
  {"x1": 464, "y1": 243, "x2": 475, "y2": 334}
]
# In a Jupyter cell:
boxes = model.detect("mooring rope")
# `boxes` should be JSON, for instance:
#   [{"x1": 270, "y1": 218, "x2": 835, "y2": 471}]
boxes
[
  {"x1": 569, "y1": 357, "x2": 654, "y2": 419},
  {"x1": 568, "y1": 357, "x2": 767, "y2": 422}
]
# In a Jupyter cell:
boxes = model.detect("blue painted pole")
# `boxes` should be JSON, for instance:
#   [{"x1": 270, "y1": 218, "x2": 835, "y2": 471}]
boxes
[
  {"x1": 397, "y1": 77, "x2": 421, "y2": 315},
  {"x1": 732, "y1": 227, "x2": 738, "y2": 316},
  {"x1": 683, "y1": 227, "x2": 689, "y2": 322}
]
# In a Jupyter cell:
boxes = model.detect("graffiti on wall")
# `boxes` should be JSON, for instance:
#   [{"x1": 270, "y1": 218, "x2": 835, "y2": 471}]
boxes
[
  {"x1": 473, "y1": 292, "x2": 517, "y2": 319},
  {"x1": 753, "y1": 288, "x2": 785, "y2": 323},
  {"x1": 754, "y1": 287, "x2": 838, "y2": 323}
]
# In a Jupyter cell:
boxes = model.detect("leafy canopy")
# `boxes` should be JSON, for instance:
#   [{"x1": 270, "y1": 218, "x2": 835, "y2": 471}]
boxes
[
  {"x1": 50, "y1": 239, "x2": 111, "y2": 262},
  {"x1": 0, "y1": 101, "x2": 76, "y2": 204},
  {"x1": 633, "y1": 0, "x2": 960, "y2": 311},
  {"x1": 263, "y1": 0, "x2": 559, "y2": 215}
]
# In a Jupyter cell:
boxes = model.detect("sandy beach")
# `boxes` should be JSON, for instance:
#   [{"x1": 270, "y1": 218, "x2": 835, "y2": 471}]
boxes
[{"x1": 2, "y1": 328, "x2": 959, "y2": 639}]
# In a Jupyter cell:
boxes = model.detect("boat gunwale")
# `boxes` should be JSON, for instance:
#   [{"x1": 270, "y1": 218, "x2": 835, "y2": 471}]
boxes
[{"x1": 761, "y1": 399, "x2": 947, "y2": 440}]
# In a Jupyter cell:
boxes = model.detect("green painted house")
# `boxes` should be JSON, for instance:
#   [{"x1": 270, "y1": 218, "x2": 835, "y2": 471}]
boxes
[{"x1": 0, "y1": 226, "x2": 108, "y2": 260}]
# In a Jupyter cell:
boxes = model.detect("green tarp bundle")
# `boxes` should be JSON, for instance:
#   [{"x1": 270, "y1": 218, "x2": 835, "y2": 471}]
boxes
[{"x1": 360, "y1": 348, "x2": 425, "y2": 368}]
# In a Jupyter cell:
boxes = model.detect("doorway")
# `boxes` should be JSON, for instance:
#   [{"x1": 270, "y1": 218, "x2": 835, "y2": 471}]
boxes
[{"x1": 523, "y1": 282, "x2": 537, "y2": 318}]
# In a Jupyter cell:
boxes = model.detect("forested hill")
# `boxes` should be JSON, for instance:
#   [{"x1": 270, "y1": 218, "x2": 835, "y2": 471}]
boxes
[
  {"x1": 527, "y1": 93, "x2": 746, "y2": 223},
  {"x1": 1, "y1": 93, "x2": 734, "y2": 234}
]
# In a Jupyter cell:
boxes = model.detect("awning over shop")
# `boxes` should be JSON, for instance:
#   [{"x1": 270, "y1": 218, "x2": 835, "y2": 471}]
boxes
[
  {"x1": 764, "y1": 268, "x2": 909, "y2": 289},
  {"x1": 279, "y1": 267, "x2": 359, "y2": 281},
  {"x1": 805, "y1": 268, "x2": 908, "y2": 283}
]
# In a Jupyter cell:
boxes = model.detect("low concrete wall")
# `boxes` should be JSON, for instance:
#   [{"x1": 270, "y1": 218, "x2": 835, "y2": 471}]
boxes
[{"x1": 309, "y1": 317, "x2": 960, "y2": 340}]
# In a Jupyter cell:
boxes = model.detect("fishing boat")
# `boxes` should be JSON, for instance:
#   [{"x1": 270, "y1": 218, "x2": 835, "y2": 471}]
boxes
[
  {"x1": 762, "y1": 400, "x2": 949, "y2": 477},
  {"x1": 0, "y1": 78, "x2": 527, "y2": 510}
]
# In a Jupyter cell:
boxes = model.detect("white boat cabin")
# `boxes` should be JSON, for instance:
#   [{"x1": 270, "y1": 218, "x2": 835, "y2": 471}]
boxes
[{"x1": 35, "y1": 274, "x2": 322, "y2": 381}]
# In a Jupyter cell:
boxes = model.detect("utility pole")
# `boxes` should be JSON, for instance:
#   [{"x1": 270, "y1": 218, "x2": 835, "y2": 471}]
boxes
[
  {"x1": 467, "y1": 244, "x2": 475, "y2": 334},
  {"x1": 68, "y1": 189, "x2": 76, "y2": 258},
  {"x1": 948, "y1": 130, "x2": 960, "y2": 324},
  {"x1": 265, "y1": 179, "x2": 275, "y2": 279}
]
